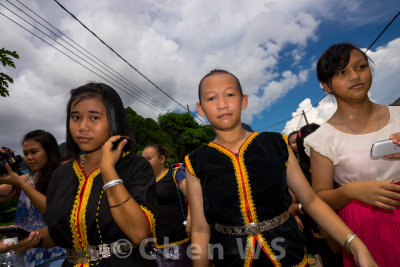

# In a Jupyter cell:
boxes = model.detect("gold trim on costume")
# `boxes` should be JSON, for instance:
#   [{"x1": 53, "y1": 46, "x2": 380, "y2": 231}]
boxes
[
  {"x1": 184, "y1": 155, "x2": 200, "y2": 183},
  {"x1": 209, "y1": 132, "x2": 287, "y2": 265},
  {"x1": 141, "y1": 205, "x2": 156, "y2": 237},
  {"x1": 294, "y1": 254, "x2": 308, "y2": 267},
  {"x1": 156, "y1": 168, "x2": 169, "y2": 183},
  {"x1": 281, "y1": 134, "x2": 290, "y2": 167},
  {"x1": 243, "y1": 236, "x2": 254, "y2": 267},
  {"x1": 71, "y1": 160, "x2": 101, "y2": 253}
]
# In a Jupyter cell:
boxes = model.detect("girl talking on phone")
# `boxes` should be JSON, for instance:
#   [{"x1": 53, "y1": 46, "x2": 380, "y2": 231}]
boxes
[{"x1": 304, "y1": 43, "x2": 400, "y2": 266}]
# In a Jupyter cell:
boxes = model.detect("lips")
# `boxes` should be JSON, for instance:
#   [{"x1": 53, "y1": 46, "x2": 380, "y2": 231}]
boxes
[
  {"x1": 217, "y1": 113, "x2": 232, "y2": 119},
  {"x1": 350, "y1": 83, "x2": 363, "y2": 89},
  {"x1": 77, "y1": 136, "x2": 91, "y2": 143}
]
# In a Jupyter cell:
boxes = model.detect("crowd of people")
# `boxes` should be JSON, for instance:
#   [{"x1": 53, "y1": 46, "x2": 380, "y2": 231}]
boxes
[{"x1": 0, "y1": 42, "x2": 399, "y2": 267}]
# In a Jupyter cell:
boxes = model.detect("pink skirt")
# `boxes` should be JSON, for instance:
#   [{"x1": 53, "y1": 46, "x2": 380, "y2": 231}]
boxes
[{"x1": 338, "y1": 184, "x2": 400, "y2": 267}]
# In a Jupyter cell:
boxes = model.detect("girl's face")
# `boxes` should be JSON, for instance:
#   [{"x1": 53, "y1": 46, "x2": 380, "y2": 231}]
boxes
[
  {"x1": 69, "y1": 95, "x2": 110, "y2": 154},
  {"x1": 23, "y1": 140, "x2": 48, "y2": 172},
  {"x1": 323, "y1": 49, "x2": 372, "y2": 102},
  {"x1": 142, "y1": 146, "x2": 165, "y2": 174},
  {"x1": 196, "y1": 73, "x2": 248, "y2": 131}
]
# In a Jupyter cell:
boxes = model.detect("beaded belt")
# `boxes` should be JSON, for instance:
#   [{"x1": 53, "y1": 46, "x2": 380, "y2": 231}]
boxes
[
  {"x1": 66, "y1": 239, "x2": 134, "y2": 264},
  {"x1": 213, "y1": 211, "x2": 289, "y2": 236}
]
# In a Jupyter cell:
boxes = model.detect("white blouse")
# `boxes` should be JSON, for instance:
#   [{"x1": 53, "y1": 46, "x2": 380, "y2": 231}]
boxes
[{"x1": 304, "y1": 106, "x2": 400, "y2": 185}]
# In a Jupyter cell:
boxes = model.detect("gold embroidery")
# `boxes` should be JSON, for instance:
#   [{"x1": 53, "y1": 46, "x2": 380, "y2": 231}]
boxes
[
  {"x1": 243, "y1": 236, "x2": 254, "y2": 267},
  {"x1": 281, "y1": 134, "x2": 290, "y2": 167},
  {"x1": 256, "y1": 234, "x2": 281, "y2": 266},
  {"x1": 156, "y1": 169, "x2": 169, "y2": 183},
  {"x1": 154, "y1": 236, "x2": 191, "y2": 249},
  {"x1": 184, "y1": 155, "x2": 200, "y2": 183},
  {"x1": 70, "y1": 160, "x2": 101, "y2": 256},
  {"x1": 141, "y1": 205, "x2": 156, "y2": 238},
  {"x1": 293, "y1": 254, "x2": 307, "y2": 267}
]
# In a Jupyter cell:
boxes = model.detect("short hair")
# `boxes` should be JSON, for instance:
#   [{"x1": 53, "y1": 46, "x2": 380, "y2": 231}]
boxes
[
  {"x1": 317, "y1": 43, "x2": 372, "y2": 87},
  {"x1": 22, "y1": 129, "x2": 61, "y2": 195},
  {"x1": 198, "y1": 69, "x2": 243, "y2": 102},
  {"x1": 144, "y1": 144, "x2": 170, "y2": 159},
  {"x1": 65, "y1": 83, "x2": 134, "y2": 159}
]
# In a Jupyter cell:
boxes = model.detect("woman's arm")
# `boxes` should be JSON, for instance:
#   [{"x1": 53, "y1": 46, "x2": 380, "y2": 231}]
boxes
[
  {"x1": 178, "y1": 178, "x2": 192, "y2": 235},
  {"x1": 0, "y1": 165, "x2": 46, "y2": 212},
  {"x1": 310, "y1": 148, "x2": 400, "y2": 210},
  {"x1": 100, "y1": 137, "x2": 151, "y2": 246},
  {"x1": 186, "y1": 170, "x2": 210, "y2": 267},
  {"x1": 287, "y1": 150, "x2": 377, "y2": 266}
]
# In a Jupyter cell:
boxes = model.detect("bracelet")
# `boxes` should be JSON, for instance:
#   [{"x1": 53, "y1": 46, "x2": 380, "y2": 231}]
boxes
[
  {"x1": 344, "y1": 233, "x2": 359, "y2": 253},
  {"x1": 102, "y1": 179, "x2": 123, "y2": 191},
  {"x1": 298, "y1": 203, "x2": 305, "y2": 214},
  {"x1": 109, "y1": 195, "x2": 131, "y2": 208}
]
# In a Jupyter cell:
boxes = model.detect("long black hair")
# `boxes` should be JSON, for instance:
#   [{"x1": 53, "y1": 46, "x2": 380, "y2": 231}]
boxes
[
  {"x1": 65, "y1": 83, "x2": 134, "y2": 159},
  {"x1": 22, "y1": 130, "x2": 61, "y2": 195},
  {"x1": 296, "y1": 123, "x2": 320, "y2": 181}
]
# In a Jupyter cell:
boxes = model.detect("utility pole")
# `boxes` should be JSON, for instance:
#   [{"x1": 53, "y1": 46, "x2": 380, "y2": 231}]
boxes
[{"x1": 302, "y1": 110, "x2": 309, "y2": 125}]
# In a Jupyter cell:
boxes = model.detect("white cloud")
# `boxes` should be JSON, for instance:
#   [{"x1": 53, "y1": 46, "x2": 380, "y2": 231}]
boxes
[{"x1": 0, "y1": 0, "x2": 398, "y2": 155}]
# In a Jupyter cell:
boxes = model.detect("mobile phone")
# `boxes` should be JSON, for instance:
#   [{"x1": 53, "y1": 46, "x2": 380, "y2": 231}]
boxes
[
  {"x1": 371, "y1": 139, "x2": 400, "y2": 157},
  {"x1": 0, "y1": 226, "x2": 31, "y2": 240}
]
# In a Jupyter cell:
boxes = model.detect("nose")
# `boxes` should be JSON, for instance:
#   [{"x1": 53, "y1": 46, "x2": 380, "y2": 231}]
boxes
[
  {"x1": 79, "y1": 118, "x2": 90, "y2": 132},
  {"x1": 217, "y1": 97, "x2": 228, "y2": 110},
  {"x1": 348, "y1": 68, "x2": 360, "y2": 81}
]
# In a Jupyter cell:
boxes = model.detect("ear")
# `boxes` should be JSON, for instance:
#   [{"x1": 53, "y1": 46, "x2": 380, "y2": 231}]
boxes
[
  {"x1": 160, "y1": 155, "x2": 166, "y2": 164},
  {"x1": 241, "y1": 94, "x2": 248, "y2": 110},
  {"x1": 320, "y1": 83, "x2": 332, "y2": 94},
  {"x1": 196, "y1": 102, "x2": 206, "y2": 117}
]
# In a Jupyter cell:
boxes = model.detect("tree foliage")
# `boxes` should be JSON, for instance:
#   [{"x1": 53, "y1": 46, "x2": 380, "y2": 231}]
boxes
[
  {"x1": 126, "y1": 108, "x2": 215, "y2": 163},
  {"x1": 0, "y1": 48, "x2": 20, "y2": 97}
]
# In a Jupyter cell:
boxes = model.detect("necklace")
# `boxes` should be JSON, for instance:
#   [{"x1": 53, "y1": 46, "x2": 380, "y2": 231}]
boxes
[{"x1": 338, "y1": 103, "x2": 380, "y2": 134}]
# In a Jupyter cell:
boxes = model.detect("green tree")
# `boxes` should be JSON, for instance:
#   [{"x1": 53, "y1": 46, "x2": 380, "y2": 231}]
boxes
[
  {"x1": 0, "y1": 48, "x2": 19, "y2": 97},
  {"x1": 158, "y1": 112, "x2": 215, "y2": 160}
]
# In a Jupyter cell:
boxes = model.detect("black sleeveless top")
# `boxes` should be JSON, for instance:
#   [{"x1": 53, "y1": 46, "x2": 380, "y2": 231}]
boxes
[
  {"x1": 185, "y1": 132, "x2": 306, "y2": 266},
  {"x1": 153, "y1": 168, "x2": 189, "y2": 248}
]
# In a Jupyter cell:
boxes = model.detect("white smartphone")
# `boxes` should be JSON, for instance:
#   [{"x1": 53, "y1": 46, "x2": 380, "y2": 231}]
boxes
[{"x1": 371, "y1": 139, "x2": 400, "y2": 157}]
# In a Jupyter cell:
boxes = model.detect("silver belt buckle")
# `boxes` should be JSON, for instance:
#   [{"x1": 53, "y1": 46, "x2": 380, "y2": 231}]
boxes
[{"x1": 245, "y1": 222, "x2": 259, "y2": 236}]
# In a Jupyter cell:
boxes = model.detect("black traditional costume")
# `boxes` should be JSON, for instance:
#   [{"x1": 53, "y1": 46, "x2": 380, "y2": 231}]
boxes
[
  {"x1": 45, "y1": 152, "x2": 157, "y2": 266},
  {"x1": 185, "y1": 132, "x2": 307, "y2": 267},
  {"x1": 151, "y1": 168, "x2": 191, "y2": 266}
]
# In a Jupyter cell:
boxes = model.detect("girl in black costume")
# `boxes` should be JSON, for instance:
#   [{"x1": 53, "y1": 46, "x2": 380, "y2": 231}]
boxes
[
  {"x1": 184, "y1": 69, "x2": 376, "y2": 267},
  {"x1": 6, "y1": 83, "x2": 157, "y2": 266}
]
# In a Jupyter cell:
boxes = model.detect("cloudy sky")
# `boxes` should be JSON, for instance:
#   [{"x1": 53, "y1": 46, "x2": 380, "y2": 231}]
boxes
[{"x1": 1, "y1": 0, "x2": 399, "y2": 155}]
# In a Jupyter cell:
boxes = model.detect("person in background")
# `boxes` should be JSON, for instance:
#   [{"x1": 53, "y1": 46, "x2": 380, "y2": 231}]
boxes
[
  {"x1": 305, "y1": 42, "x2": 400, "y2": 267},
  {"x1": 0, "y1": 130, "x2": 65, "y2": 267},
  {"x1": 142, "y1": 144, "x2": 192, "y2": 267},
  {"x1": 1, "y1": 83, "x2": 157, "y2": 266},
  {"x1": 288, "y1": 131, "x2": 299, "y2": 160},
  {"x1": 185, "y1": 69, "x2": 377, "y2": 266}
]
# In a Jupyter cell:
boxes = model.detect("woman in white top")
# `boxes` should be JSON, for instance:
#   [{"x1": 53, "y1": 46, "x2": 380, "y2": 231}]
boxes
[{"x1": 304, "y1": 42, "x2": 400, "y2": 267}]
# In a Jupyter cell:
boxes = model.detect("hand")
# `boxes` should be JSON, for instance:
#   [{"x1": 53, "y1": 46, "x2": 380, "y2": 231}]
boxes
[
  {"x1": 0, "y1": 231, "x2": 41, "y2": 254},
  {"x1": 383, "y1": 132, "x2": 400, "y2": 159},
  {"x1": 0, "y1": 147, "x2": 15, "y2": 159},
  {"x1": 294, "y1": 215, "x2": 304, "y2": 232},
  {"x1": 350, "y1": 179, "x2": 400, "y2": 209},
  {"x1": 0, "y1": 164, "x2": 24, "y2": 187},
  {"x1": 100, "y1": 136, "x2": 128, "y2": 170}
]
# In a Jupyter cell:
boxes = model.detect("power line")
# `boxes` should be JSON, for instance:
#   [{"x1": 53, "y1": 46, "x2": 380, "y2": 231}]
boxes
[
  {"x1": 0, "y1": 8, "x2": 167, "y2": 114},
  {"x1": 52, "y1": 0, "x2": 206, "y2": 124},
  {"x1": 366, "y1": 10, "x2": 400, "y2": 52},
  {"x1": 8, "y1": 0, "x2": 172, "y2": 113}
]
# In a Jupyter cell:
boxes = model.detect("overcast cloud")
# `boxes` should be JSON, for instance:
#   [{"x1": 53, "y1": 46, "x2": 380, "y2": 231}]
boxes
[{"x1": 0, "y1": 0, "x2": 399, "y2": 155}]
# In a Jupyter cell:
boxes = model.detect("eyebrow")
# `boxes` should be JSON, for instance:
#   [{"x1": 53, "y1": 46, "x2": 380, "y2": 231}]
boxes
[{"x1": 70, "y1": 110, "x2": 104, "y2": 115}]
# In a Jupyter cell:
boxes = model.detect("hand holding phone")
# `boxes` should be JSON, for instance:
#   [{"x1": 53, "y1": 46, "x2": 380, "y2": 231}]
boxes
[
  {"x1": 371, "y1": 139, "x2": 400, "y2": 157},
  {"x1": 0, "y1": 226, "x2": 31, "y2": 240}
]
